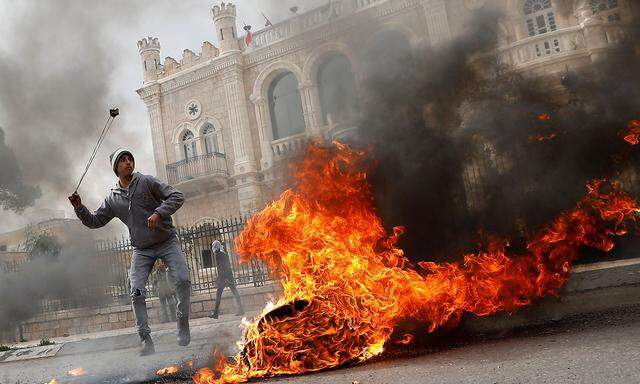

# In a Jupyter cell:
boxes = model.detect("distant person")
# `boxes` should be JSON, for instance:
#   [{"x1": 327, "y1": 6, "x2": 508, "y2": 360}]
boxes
[
  {"x1": 152, "y1": 261, "x2": 177, "y2": 323},
  {"x1": 68, "y1": 148, "x2": 191, "y2": 356},
  {"x1": 208, "y1": 240, "x2": 244, "y2": 319}
]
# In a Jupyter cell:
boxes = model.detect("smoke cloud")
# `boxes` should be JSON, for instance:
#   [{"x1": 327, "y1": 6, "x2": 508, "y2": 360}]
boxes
[
  {"x1": 0, "y1": 126, "x2": 41, "y2": 211},
  {"x1": 0, "y1": 0, "x2": 148, "y2": 232},
  {"x1": 357, "y1": 11, "x2": 640, "y2": 262},
  {"x1": 0, "y1": 236, "x2": 114, "y2": 338}
]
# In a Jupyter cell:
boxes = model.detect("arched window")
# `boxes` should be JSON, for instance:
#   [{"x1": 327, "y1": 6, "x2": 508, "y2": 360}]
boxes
[
  {"x1": 202, "y1": 123, "x2": 222, "y2": 155},
  {"x1": 524, "y1": 0, "x2": 557, "y2": 37},
  {"x1": 182, "y1": 130, "x2": 197, "y2": 160},
  {"x1": 317, "y1": 54, "x2": 359, "y2": 125},
  {"x1": 590, "y1": 0, "x2": 618, "y2": 13},
  {"x1": 268, "y1": 72, "x2": 305, "y2": 140}
]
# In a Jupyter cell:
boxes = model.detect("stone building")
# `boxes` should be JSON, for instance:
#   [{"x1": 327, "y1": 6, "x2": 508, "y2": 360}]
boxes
[{"x1": 136, "y1": 0, "x2": 637, "y2": 227}]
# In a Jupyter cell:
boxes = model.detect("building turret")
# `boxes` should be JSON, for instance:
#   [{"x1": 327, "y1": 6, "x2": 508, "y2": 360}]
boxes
[
  {"x1": 137, "y1": 37, "x2": 161, "y2": 83},
  {"x1": 212, "y1": 2, "x2": 239, "y2": 54}
]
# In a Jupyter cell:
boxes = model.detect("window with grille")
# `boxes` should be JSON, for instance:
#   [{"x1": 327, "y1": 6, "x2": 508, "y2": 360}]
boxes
[
  {"x1": 182, "y1": 130, "x2": 197, "y2": 160},
  {"x1": 202, "y1": 123, "x2": 222, "y2": 155},
  {"x1": 202, "y1": 249, "x2": 213, "y2": 268},
  {"x1": 524, "y1": 0, "x2": 557, "y2": 37},
  {"x1": 590, "y1": 0, "x2": 618, "y2": 13}
]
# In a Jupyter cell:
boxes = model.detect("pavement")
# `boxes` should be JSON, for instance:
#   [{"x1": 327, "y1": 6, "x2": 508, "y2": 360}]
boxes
[
  {"x1": 0, "y1": 312, "x2": 255, "y2": 384},
  {"x1": 1, "y1": 257, "x2": 640, "y2": 384},
  {"x1": 265, "y1": 304, "x2": 640, "y2": 384}
]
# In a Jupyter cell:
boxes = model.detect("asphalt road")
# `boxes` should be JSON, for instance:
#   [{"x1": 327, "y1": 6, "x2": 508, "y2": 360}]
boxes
[
  {"x1": 3, "y1": 305, "x2": 640, "y2": 384},
  {"x1": 264, "y1": 305, "x2": 640, "y2": 384}
]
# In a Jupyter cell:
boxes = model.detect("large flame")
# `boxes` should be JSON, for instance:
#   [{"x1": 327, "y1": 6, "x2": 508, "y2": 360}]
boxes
[{"x1": 195, "y1": 142, "x2": 638, "y2": 383}]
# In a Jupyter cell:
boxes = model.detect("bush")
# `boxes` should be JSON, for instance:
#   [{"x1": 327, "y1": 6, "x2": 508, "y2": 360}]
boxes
[{"x1": 38, "y1": 338, "x2": 55, "y2": 346}]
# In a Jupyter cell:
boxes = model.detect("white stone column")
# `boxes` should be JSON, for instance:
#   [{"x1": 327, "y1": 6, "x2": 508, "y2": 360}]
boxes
[
  {"x1": 142, "y1": 86, "x2": 169, "y2": 182},
  {"x1": 576, "y1": 6, "x2": 609, "y2": 62},
  {"x1": 250, "y1": 95, "x2": 274, "y2": 170},
  {"x1": 299, "y1": 81, "x2": 323, "y2": 138},
  {"x1": 423, "y1": 0, "x2": 452, "y2": 47},
  {"x1": 222, "y1": 63, "x2": 262, "y2": 214},
  {"x1": 222, "y1": 68, "x2": 257, "y2": 174}
]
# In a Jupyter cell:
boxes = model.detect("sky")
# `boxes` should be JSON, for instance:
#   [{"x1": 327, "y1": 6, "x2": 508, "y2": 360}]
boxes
[{"x1": 0, "y1": 0, "x2": 325, "y2": 235}]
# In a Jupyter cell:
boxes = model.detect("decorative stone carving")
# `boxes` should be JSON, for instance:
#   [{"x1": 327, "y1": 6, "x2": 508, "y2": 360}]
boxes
[{"x1": 185, "y1": 99, "x2": 202, "y2": 120}]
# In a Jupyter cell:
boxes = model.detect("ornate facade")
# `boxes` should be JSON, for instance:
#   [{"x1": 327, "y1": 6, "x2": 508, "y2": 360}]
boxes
[{"x1": 136, "y1": 0, "x2": 637, "y2": 227}]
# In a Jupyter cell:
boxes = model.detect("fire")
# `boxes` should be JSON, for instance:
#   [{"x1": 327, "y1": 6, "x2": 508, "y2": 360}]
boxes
[
  {"x1": 537, "y1": 113, "x2": 552, "y2": 121},
  {"x1": 395, "y1": 333, "x2": 414, "y2": 345},
  {"x1": 529, "y1": 133, "x2": 557, "y2": 142},
  {"x1": 621, "y1": 120, "x2": 640, "y2": 145},
  {"x1": 48, "y1": 380, "x2": 57, "y2": 384},
  {"x1": 194, "y1": 142, "x2": 639, "y2": 383},
  {"x1": 67, "y1": 367, "x2": 86, "y2": 377},
  {"x1": 157, "y1": 366, "x2": 180, "y2": 375}
]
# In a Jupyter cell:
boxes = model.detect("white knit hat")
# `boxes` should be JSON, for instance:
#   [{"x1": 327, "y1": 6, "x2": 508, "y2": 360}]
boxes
[
  {"x1": 109, "y1": 148, "x2": 134, "y2": 176},
  {"x1": 212, "y1": 240, "x2": 222, "y2": 252}
]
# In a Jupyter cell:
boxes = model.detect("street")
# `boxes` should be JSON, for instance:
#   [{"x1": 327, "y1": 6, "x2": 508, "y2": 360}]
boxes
[
  {"x1": 3, "y1": 304, "x2": 640, "y2": 384},
  {"x1": 264, "y1": 305, "x2": 640, "y2": 384}
]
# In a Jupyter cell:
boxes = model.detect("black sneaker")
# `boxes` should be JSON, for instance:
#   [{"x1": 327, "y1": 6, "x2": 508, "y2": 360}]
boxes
[
  {"x1": 139, "y1": 333, "x2": 155, "y2": 356},
  {"x1": 208, "y1": 311, "x2": 219, "y2": 319},
  {"x1": 177, "y1": 317, "x2": 191, "y2": 346}
]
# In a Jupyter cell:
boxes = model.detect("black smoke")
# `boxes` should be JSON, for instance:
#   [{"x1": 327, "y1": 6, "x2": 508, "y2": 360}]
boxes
[
  {"x1": 358, "y1": 11, "x2": 640, "y2": 262},
  {"x1": 0, "y1": 127, "x2": 41, "y2": 211}
]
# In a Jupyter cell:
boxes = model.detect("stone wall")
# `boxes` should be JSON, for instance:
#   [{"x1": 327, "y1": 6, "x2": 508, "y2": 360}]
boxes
[{"x1": 1, "y1": 283, "x2": 280, "y2": 344}]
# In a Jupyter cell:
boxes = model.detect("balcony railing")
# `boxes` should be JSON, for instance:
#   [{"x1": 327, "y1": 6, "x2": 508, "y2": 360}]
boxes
[
  {"x1": 498, "y1": 27, "x2": 587, "y2": 69},
  {"x1": 166, "y1": 153, "x2": 228, "y2": 185},
  {"x1": 246, "y1": 0, "x2": 391, "y2": 51},
  {"x1": 271, "y1": 133, "x2": 308, "y2": 160}
]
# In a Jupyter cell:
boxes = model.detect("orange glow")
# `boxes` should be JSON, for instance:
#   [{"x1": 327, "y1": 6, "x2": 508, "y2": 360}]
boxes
[
  {"x1": 68, "y1": 367, "x2": 86, "y2": 377},
  {"x1": 396, "y1": 334, "x2": 414, "y2": 345},
  {"x1": 48, "y1": 379, "x2": 58, "y2": 384},
  {"x1": 529, "y1": 133, "x2": 557, "y2": 142},
  {"x1": 622, "y1": 120, "x2": 640, "y2": 145},
  {"x1": 157, "y1": 366, "x2": 180, "y2": 375},
  {"x1": 194, "y1": 142, "x2": 638, "y2": 383},
  {"x1": 537, "y1": 113, "x2": 552, "y2": 121}
]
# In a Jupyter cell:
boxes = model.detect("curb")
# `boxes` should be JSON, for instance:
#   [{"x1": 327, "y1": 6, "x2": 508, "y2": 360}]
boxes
[{"x1": 462, "y1": 258, "x2": 640, "y2": 334}]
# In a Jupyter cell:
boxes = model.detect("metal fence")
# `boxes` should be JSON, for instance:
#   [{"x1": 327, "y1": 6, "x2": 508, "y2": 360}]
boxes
[
  {"x1": 97, "y1": 217, "x2": 274, "y2": 303},
  {"x1": 2, "y1": 217, "x2": 274, "y2": 314}
]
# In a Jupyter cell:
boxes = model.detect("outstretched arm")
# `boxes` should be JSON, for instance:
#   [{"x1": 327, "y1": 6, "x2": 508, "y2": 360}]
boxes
[{"x1": 69, "y1": 193, "x2": 114, "y2": 229}]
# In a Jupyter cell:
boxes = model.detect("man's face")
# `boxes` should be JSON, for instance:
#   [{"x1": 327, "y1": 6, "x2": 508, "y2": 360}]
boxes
[{"x1": 116, "y1": 154, "x2": 135, "y2": 177}]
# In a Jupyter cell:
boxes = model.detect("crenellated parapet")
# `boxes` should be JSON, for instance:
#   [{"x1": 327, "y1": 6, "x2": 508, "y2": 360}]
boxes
[
  {"x1": 201, "y1": 41, "x2": 220, "y2": 59},
  {"x1": 138, "y1": 37, "x2": 161, "y2": 83},
  {"x1": 137, "y1": 37, "x2": 161, "y2": 53},
  {"x1": 212, "y1": 2, "x2": 236, "y2": 20},
  {"x1": 159, "y1": 41, "x2": 220, "y2": 78},
  {"x1": 212, "y1": 2, "x2": 240, "y2": 54}
]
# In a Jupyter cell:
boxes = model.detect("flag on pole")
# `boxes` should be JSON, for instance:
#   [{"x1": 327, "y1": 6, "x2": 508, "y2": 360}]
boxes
[
  {"x1": 244, "y1": 25, "x2": 252, "y2": 46},
  {"x1": 261, "y1": 12, "x2": 274, "y2": 28}
]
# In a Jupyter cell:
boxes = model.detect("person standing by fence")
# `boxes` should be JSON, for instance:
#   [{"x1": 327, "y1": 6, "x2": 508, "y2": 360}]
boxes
[
  {"x1": 208, "y1": 240, "x2": 244, "y2": 319},
  {"x1": 68, "y1": 148, "x2": 191, "y2": 356},
  {"x1": 152, "y1": 261, "x2": 177, "y2": 323}
]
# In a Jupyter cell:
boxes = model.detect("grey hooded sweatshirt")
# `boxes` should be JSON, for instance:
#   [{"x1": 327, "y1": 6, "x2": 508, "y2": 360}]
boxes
[{"x1": 75, "y1": 172, "x2": 184, "y2": 249}]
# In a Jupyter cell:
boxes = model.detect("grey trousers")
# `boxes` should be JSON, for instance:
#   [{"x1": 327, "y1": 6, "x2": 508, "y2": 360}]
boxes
[{"x1": 129, "y1": 235, "x2": 191, "y2": 336}]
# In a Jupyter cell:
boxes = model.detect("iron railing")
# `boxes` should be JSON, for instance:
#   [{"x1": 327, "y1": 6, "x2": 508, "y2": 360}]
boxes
[
  {"x1": 166, "y1": 152, "x2": 228, "y2": 185},
  {"x1": 4, "y1": 217, "x2": 274, "y2": 314}
]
